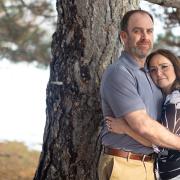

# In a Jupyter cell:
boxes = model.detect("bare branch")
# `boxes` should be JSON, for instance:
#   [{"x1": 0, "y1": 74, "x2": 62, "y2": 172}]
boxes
[{"x1": 145, "y1": 0, "x2": 180, "y2": 8}]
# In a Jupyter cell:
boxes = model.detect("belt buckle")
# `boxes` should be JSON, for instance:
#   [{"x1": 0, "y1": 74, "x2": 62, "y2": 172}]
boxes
[
  {"x1": 142, "y1": 155, "x2": 146, "y2": 161},
  {"x1": 127, "y1": 152, "x2": 131, "y2": 160}
]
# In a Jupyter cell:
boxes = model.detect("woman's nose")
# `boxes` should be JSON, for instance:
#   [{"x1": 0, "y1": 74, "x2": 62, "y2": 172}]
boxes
[{"x1": 156, "y1": 69, "x2": 163, "y2": 76}]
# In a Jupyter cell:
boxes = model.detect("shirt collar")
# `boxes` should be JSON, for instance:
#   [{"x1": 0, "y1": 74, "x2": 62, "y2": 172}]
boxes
[{"x1": 120, "y1": 51, "x2": 148, "y2": 72}]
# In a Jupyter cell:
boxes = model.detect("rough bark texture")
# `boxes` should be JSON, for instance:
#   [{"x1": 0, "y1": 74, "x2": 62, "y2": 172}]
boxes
[{"x1": 34, "y1": 0, "x2": 139, "y2": 179}]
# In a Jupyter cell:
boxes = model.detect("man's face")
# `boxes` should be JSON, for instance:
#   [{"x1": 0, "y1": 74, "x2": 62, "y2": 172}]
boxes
[{"x1": 121, "y1": 13, "x2": 154, "y2": 60}]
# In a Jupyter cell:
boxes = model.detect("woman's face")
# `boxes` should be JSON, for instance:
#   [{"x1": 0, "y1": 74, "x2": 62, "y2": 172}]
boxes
[{"x1": 148, "y1": 54, "x2": 176, "y2": 94}]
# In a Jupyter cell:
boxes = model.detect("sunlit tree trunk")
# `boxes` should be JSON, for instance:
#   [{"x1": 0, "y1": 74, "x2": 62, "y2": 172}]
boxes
[{"x1": 34, "y1": 0, "x2": 139, "y2": 179}]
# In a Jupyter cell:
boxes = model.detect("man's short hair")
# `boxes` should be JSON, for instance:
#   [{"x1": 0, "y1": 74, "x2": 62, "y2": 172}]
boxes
[{"x1": 120, "y1": 10, "x2": 154, "y2": 31}]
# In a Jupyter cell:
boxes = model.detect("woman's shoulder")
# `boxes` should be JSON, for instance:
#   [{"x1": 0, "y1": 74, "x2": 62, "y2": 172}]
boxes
[{"x1": 164, "y1": 90, "x2": 180, "y2": 106}]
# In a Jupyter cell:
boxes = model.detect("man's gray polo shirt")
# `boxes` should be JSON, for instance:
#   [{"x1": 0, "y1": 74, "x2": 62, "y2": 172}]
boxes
[{"x1": 100, "y1": 51, "x2": 163, "y2": 155}]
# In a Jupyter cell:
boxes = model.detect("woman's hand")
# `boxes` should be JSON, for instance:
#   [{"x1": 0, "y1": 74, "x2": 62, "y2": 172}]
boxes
[
  {"x1": 106, "y1": 116, "x2": 152, "y2": 147},
  {"x1": 106, "y1": 116, "x2": 128, "y2": 134}
]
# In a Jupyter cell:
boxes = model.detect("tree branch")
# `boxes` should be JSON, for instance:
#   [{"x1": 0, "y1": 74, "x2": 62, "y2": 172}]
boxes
[{"x1": 145, "y1": 0, "x2": 180, "y2": 8}]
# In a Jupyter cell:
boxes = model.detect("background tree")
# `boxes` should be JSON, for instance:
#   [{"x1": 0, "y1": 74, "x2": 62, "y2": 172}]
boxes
[
  {"x1": 0, "y1": 0, "x2": 55, "y2": 65},
  {"x1": 145, "y1": 0, "x2": 180, "y2": 55},
  {"x1": 145, "y1": 0, "x2": 180, "y2": 9}
]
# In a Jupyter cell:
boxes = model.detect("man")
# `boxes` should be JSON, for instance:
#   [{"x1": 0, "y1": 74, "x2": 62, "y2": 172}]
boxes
[{"x1": 98, "y1": 10, "x2": 180, "y2": 180}]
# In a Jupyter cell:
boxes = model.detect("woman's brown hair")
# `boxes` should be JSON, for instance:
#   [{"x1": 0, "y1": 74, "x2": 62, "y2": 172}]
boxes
[{"x1": 146, "y1": 49, "x2": 180, "y2": 92}]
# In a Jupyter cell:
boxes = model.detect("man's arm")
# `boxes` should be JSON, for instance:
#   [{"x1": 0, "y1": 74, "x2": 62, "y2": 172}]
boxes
[
  {"x1": 124, "y1": 109, "x2": 180, "y2": 150},
  {"x1": 124, "y1": 125, "x2": 152, "y2": 147},
  {"x1": 106, "y1": 117, "x2": 152, "y2": 147}
]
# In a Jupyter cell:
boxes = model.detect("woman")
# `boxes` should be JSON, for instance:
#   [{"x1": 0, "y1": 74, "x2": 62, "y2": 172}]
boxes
[{"x1": 106, "y1": 49, "x2": 180, "y2": 180}]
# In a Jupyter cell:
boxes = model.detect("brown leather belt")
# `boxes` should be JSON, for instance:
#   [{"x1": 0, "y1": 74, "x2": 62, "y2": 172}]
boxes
[{"x1": 104, "y1": 147, "x2": 154, "y2": 162}]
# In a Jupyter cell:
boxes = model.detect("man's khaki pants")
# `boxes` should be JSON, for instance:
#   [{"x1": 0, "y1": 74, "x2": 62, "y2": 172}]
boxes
[{"x1": 98, "y1": 153, "x2": 155, "y2": 180}]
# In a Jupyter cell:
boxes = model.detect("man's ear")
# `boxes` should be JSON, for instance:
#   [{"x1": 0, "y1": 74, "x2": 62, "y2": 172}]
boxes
[{"x1": 119, "y1": 31, "x2": 127, "y2": 45}]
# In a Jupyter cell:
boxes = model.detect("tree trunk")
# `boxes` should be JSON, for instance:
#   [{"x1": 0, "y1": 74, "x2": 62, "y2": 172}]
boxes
[{"x1": 34, "y1": 0, "x2": 139, "y2": 179}]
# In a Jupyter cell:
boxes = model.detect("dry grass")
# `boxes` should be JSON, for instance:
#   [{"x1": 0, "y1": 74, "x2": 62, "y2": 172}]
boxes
[{"x1": 0, "y1": 141, "x2": 40, "y2": 180}]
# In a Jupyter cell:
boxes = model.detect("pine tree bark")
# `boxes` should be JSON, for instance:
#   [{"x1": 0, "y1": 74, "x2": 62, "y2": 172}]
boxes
[{"x1": 34, "y1": 0, "x2": 139, "y2": 179}]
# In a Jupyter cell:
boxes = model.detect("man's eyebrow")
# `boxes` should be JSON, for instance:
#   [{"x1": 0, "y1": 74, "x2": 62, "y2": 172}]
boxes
[
  {"x1": 132, "y1": 27, "x2": 154, "y2": 31},
  {"x1": 147, "y1": 28, "x2": 154, "y2": 31},
  {"x1": 132, "y1": 27, "x2": 141, "y2": 30}
]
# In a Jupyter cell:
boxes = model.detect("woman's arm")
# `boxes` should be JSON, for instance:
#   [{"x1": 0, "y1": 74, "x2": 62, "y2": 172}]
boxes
[{"x1": 106, "y1": 116, "x2": 152, "y2": 147}]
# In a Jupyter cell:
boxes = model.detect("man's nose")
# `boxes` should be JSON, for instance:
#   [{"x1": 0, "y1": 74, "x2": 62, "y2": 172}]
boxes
[{"x1": 141, "y1": 31, "x2": 148, "y2": 39}]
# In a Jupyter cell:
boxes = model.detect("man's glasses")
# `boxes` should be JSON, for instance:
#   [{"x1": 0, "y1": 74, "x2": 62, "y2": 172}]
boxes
[{"x1": 148, "y1": 64, "x2": 173, "y2": 74}]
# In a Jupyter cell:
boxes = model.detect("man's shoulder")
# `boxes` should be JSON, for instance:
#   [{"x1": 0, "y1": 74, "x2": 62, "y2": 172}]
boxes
[
  {"x1": 101, "y1": 60, "x2": 136, "y2": 90},
  {"x1": 104, "y1": 56, "x2": 132, "y2": 75}
]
